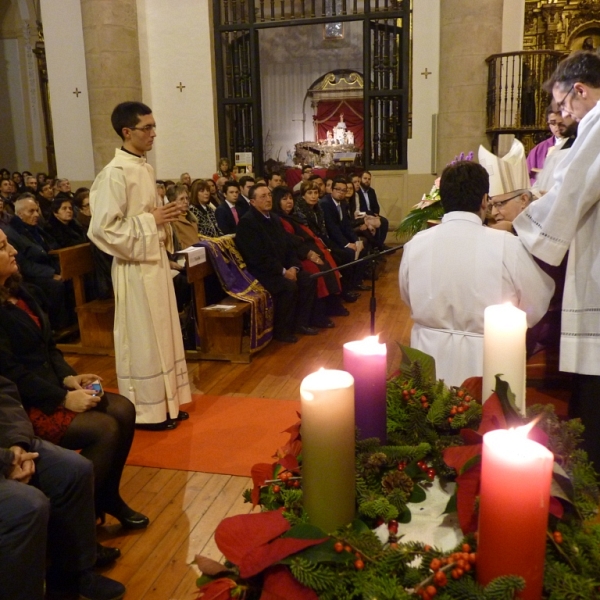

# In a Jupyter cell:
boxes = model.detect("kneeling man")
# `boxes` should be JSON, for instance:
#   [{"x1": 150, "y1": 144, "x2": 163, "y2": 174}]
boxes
[{"x1": 399, "y1": 161, "x2": 554, "y2": 386}]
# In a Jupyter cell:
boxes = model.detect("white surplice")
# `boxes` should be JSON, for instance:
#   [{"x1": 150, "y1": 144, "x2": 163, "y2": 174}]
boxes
[
  {"x1": 514, "y1": 101, "x2": 600, "y2": 376},
  {"x1": 399, "y1": 212, "x2": 554, "y2": 387},
  {"x1": 88, "y1": 149, "x2": 191, "y2": 423}
]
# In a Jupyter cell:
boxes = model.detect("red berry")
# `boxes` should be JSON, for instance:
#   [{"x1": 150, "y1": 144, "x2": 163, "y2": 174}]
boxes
[
  {"x1": 430, "y1": 558, "x2": 442, "y2": 572},
  {"x1": 433, "y1": 571, "x2": 447, "y2": 587},
  {"x1": 422, "y1": 402, "x2": 429, "y2": 409},
  {"x1": 388, "y1": 519, "x2": 399, "y2": 534},
  {"x1": 462, "y1": 543, "x2": 471, "y2": 553},
  {"x1": 397, "y1": 462, "x2": 405, "y2": 471},
  {"x1": 410, "y1": 388, "x2": 416, "y2": 395},
  {"x1": 468, "y1": 552, "x2": 477, "y2": 564},
  {"x1": 465, "y1": 395, "x2": 472, "y2": 402},
  {"x1": 457, "y1": 390, "x2": 464, "y2": 398},
  {"x1": 426, "y1": 585, "x2": 437, "y2": 597},
  {"x1": 293, "y1": 480, "x2": 300, "y2": 488},
  {"x1": 354, "y1": 558, "x2": 365, "y2": 570},
  {"x1": 272, "y1": 485, "x2": 280, "y2": 493},
  {"x1": 427, "y1": 468, "x2": 436, "y2": 480},
  {"x1": 448, "y1": 417, "x2": 453, "y2": 424},
  {"x1": 553, "y1": 531, "x2": 563, "y2": 544},
  {"x1": 451, "y1": 569, "x2": 460, "y2": 579},
  {"x1": 450, "y1": 407, "x2": 457, "y2": 415},
  {"x1": 344, "y1": 545, "x2": 352, "y2": 553},
  {"x1": 420, "y1": 395, "x2": 427, "y2": 402},
  {"x1": 333, "y1": 541, "x2": 344, "y2": 553},
  {"x1": 402, "y1": 390, "x2": 409, "y2": 397},
  {"x1": 457, "y1": 406, "x2": 465, "y2": 414},
  {"x1": 424, "y1": 544, "x2": 432, "y2": 552},
  {"x1": 375, "y1": 517, "x2": 385, "y2": 527}
]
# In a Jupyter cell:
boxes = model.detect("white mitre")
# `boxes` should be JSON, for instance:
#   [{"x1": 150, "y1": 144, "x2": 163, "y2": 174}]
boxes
[{"x1": 478, "y1": 139, "x2": 529, "y2": 196}]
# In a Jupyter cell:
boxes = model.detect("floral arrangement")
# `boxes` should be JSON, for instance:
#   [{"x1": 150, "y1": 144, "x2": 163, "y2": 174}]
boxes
[
  {"x1": 396, "y1": 152, "x2": 474, "y2": 238},
  {"x1": 194, "y1": 347, "x2": 600, "y2": 600}
]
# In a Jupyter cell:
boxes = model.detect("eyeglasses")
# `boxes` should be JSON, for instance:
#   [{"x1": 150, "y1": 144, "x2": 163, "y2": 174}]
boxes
[
  {"x1": 556, "y1": 84, "x2": 575, "y2": 111},
  {"x1": 129, "y1": 124, "x2": 156, "y2": 133},
  {"x1": 489, "y1": 192, "x2": 522, "y2": 209},
  {"x1": 547, "y1": 120, "x2": 563, "y2": 126},
  {"x1": 332, "y1": 187, "x2": 346, "y2": 192}
]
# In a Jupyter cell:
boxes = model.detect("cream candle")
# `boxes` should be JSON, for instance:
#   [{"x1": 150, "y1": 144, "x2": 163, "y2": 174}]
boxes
[
  {"x1": 477, "y1": 427, "x2": 554, "y2": 600},
  {"x1": 300, "y1": 368, "x2": 356, "y2": 533},
  {"x1": 483, "y1": 303, "x2": 527, "y2": 413},
  {"x1": 343, "y1": 336, "x2": 387, "y2": 442}
]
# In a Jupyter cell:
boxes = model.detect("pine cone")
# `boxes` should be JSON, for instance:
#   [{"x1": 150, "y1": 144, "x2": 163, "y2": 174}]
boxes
[
  {"x1": 381, "y1": 470, "x2": 414, "y2": 496},
  {"x1": 367, "y1": 452, "x2": 389, "y2": 468}
]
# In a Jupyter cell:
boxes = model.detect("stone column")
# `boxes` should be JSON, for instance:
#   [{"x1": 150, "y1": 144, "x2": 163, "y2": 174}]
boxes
[
  {"x1": 80, "y1": 0, "x2": 142, "y2": 173},
  {"x1": 437, "y1": 0, "x2": 503, "y2": 170}
]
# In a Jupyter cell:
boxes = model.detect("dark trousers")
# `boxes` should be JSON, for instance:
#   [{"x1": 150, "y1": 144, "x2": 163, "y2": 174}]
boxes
[
  {"x1": 375, "y1": 216, "x2": 389, "y2": 247},
  {"x1": 570, "y1": 373, "x2": 600, "y2": 473},
  {"x1": 0, "y1": 440, "x2": 96, "y2": 600}
]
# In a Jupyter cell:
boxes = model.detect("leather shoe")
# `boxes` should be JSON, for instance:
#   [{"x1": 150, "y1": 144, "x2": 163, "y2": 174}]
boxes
[
  {"x1": 95, "y1": 543, "x2": 121, "y2": 569},
  {"x1": 341, "y1": 292, "x2": 359, "y2": 303},
  {"x1": 313, "y1": 319, "x2": 335, "y2": 328},
  {"x1": 78, "y1": 569, "x2": 126, "y2": 600},
  {"x1": 354, "y1": 283, "x2": 372, "y2": 291},
  {"x1": 176, "y1": 410, "x2": 189, "y2": 421},
  {"x1": 136, "y1": 419, "x2": 178, "y2": 431},
  {"x1": 328, "y1": 306, "x2": 350, "y2": 317},
  {"x1": 274, "y1": 333, "x2": 298, "y2": 343},
  {"x1": 108, "y1": 506, "x2": 150, "y2": 530},
  {"x1": 296, "y1": 326, "x2": 319, "y2": 336}
]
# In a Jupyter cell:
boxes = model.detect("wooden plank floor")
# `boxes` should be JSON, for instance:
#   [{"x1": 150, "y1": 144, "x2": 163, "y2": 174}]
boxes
[{"x1": 66, "y1": 248, "x2": 412, "y2": 599}]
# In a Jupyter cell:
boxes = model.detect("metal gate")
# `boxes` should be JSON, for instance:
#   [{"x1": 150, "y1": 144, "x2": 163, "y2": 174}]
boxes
[{"x1": 213, "y1": 0, "x2": 411, "y2": 173}]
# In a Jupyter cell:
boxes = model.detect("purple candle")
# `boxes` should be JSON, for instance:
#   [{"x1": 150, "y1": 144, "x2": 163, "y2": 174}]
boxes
[{"x1": 343, "y1": 336, "x2": 387, "y2": 442}]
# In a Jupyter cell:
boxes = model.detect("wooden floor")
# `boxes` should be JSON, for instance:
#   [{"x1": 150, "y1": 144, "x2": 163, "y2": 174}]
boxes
[{"x1": 66, "y1": 248, "x2": 412, "y2": 599}]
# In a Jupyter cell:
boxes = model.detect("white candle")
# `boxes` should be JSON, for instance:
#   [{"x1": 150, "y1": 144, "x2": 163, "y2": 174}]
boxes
[
  {"x1": 300, "y1": 368, "x2": 356, "y2": 532},
  {"x1": 482, "y1": 303, "x2": 527, "y2": 414}
]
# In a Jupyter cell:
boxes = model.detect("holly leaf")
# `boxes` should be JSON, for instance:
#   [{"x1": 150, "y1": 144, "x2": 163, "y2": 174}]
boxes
[
  {"x1": 551, "y1": 462, "x2": 574, "y2": 505},
  {"x1": 282, "y1": 538, "x2": 352, "y2": 564},
  {"x1": 404, "y1": 461, "x2": 424, "y2": 478},
  {"x1": 282, "y1": 524, "x2": 328, "y2": 540},
  {"x1": 398, "y1": 504, "x2": 412, "y2": 523},
  {"x1": 493, "y1": 376, "x2": 523, "y2": 427},
  {"x1": 444, "y1": 491, "x2": 457, "y2": 515},
  {"x1": 409, "y1": 484, "x2": 426, "y2": 503},
  {"x1": 460, "y1": 377, "x2": 483, "y2": 402},
  {"x1": 398, "y1": 344, "x2": 436, "y2": 384},
  {"x1": 261, "y1": 565, "x2": 318, "y2": 600}
]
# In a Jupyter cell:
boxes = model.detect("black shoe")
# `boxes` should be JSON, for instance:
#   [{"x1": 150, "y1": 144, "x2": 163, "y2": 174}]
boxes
[
  {"x1": 354, "y1": 283, "x2": 372, "y2": 291},
  {"x1": 274, "y1": 333, "x2": 298, "y2": 343},
  {"x1": 95, "y1": 544, "x2": 121, "y2": 569},
  {"x1": 312, "y1": 319, "x2": 335, "y2": 328},
  {"x1": 176, "y1": 410, "x2": 189, "y2": 421},
  {"x1": 78, "y1": 569, "x2": 126, "y2": 600},
  {"x1": 341, "y1": 292, "x2": 359, "y2": 303},
  {"x1": 136, "y1": 419, "x2": 178, "y2": 431},
  {"x1": 296, "y1": 326, "x2": 319, "y2": 336},
  {"x1": 107, "y1": 506, "x2": 150, "y2": 530},
  {"x1": 327, "y1": 306, "x2": 350, "y2": 317}
]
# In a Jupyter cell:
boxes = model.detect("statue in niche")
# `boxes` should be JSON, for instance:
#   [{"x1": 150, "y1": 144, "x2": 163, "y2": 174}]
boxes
[
  {"x1": 333, "y1": 113, "x2": 347, "y2": 144},
  {"x1": 582, "y1": 36, "x2": 595, "y2": 50}
]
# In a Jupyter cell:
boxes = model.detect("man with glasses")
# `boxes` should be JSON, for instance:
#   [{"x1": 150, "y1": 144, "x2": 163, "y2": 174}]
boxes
[
  {"x1": 400, "y1": 161, "x2": 553, "y2": 387},
  {"x1": 526, "y1": 107, "x2": 573, "y2": 184},
  {"x1": 488, "y1": 189, "x2": 532, "y2": 230},
  {"x1": 88, "y1": 101, "x2": 191, "y2": 431},
  {"x1": 514, "y1": 51, "x2": 600, "y2": 472}
]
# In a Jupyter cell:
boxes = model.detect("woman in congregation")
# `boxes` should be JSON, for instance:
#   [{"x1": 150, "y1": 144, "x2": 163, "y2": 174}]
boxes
[
  {"x1": 272, "y1": 186, "x2": 347, "y2": 325},
  {"x1": 189, "y1": 179, "x2": 223, "y2": 237},
  {"x1": 206, "y1": 178, "x2": 221, "y2": 208},
  {"x1": 44, "y1": 197, "x2": 88, "y2": 248},
  {"x1": 295, "y1": 180, "x2": 360, "y2": 304},
  {"x1": 212, "y1": 156, "x2": 235, "y2": 182},
  {"x1": 167, "y1": 184, "x2": 199, "y2": 250},
  {"x1": 0, "y1": 229, "x2": 148, "y2": 552},
  {"x1": 73, "y1": 188, "x2": 92, "y2": 233}
]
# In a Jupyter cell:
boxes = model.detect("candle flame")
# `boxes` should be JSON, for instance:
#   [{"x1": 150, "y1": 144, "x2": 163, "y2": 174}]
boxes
[
  {"x1": 362, "y1": 334, "x2": 380, "y2": 346},
  {"x1": 510, "y1": 414, "x2": 543, "y2": 439}
]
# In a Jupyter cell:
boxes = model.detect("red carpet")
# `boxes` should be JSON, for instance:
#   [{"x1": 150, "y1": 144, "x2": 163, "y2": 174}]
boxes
[{"x1": 125, "y1": 394, "x2": 300, "y2": 476}]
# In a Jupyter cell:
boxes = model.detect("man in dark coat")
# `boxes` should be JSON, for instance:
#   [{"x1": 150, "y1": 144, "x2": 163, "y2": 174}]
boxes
[
  {"x1": 235, "y1": 183, "x2": 318, "y2": 343},
  {"x1": 215, "y1": 181, "x2": 245, "y2": 234},
  {"x1": 358, "y1": 171, "x2": 390, "y2": 249},
  {"x1": 0, "y1": 376, "x2": 126, "y2": 600}
]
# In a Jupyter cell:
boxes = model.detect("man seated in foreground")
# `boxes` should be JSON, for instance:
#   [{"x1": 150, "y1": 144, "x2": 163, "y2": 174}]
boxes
[
  {"x1": 0, "y1": 376, "x2": 125, "y2": 600},
  {"x1": 399, "y1": 161, "x2": 555, "y2": 387}
]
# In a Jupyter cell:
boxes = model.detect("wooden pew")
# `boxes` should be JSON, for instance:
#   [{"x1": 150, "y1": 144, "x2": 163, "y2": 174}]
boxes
[
  {"x1": 185, "y1": 255, "x2": 253, "y2": 363},
  {"x1": 50, "y1": 244, "x2": 115, "y2": 355}
]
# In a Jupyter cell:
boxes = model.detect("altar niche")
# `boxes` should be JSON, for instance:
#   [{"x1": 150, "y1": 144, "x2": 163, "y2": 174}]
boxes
[{"x1": 212, "y1": 0, "x2": 410, "y2": 174}]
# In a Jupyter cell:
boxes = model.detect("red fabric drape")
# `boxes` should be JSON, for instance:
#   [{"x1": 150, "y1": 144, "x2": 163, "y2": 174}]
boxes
[{"x1": 314, "y1": 100, "x2": 364, "y2": 149}]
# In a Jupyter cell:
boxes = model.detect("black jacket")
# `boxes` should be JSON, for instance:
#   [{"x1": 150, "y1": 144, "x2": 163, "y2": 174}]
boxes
[
  {"x1": 0, "y1": 286, "x2": 75, "y2": 414},
  {"x1": 319, "y1": 195, "x2": 358, "y2": 248},
  {"x1": 215, "y1": 202, "x2": 239, "y2": 235},
  {"x1": 44, "y1": 214, "x2": 87, "y2": 249},
  {"x1": 358, "y1": 186, "x2": 381, "y2": 215},
  {"x1": 234, "y1": 206, "x2": 301, "y2": 294}
]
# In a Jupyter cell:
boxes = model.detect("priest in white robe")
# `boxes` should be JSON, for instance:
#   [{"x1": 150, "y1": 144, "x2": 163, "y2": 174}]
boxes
[
  {"x1": 88, "y1": 102, "x2": 192, "y2": 429},
  {"x1": 400, "y1": 161, "x2": 554, "y2": 387},
  {"x1": 513, "y1": 51, "x2": 600, "y2": 469}
]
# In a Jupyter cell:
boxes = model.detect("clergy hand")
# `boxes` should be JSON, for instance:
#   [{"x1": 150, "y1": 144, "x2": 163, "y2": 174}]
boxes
[
  {"x1": 7, "y1": 446, "x2": 39, "y2": 484},
  {"x1": 64, "y1": 389, "x2": 101, "y2": 413},
  {"x1": 152, "y1": 203, "x2": 181, "y2": 225}
]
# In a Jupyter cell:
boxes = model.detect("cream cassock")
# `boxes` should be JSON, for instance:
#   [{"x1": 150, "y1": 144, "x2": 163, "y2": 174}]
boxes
[
  {"x1": 514, "y1": 101, "x2": 600, "y2": 376},
  {"x1": 88, "y1": 149, "x2": 191, "y2": 423},
  {"x1": 399, "y1": 212, "x2": 554, "y2": 387}
]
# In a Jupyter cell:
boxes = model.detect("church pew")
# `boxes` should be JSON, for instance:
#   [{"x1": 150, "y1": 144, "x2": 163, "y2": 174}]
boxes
[{"x1": 50, "y1": 243, "x2": 115, "y2": 355}]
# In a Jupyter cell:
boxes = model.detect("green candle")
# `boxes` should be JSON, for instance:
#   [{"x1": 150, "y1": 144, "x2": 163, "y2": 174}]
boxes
[{"x1": 300, "y1": 368, "x2": 356, "y2": 532}]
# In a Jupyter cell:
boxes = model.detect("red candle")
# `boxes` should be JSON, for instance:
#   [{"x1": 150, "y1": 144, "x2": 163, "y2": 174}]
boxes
[{"x1": 477, "y1": 428, "x2": 554, "y2": 599}]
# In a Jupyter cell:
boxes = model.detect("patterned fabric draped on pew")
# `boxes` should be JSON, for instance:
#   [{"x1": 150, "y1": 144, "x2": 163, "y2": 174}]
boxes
[{"x1": 195, "y1": 236, "x2": 273, "y2": 352}]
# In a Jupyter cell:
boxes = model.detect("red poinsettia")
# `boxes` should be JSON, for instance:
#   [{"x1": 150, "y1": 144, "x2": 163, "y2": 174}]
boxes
[{"x1": 443, "y1": 378, "x2": 563, "y2": 534}]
